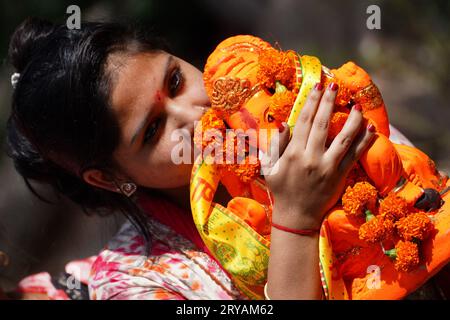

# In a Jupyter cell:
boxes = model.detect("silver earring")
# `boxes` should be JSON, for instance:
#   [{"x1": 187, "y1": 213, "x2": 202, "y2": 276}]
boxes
[{"x1": 119, "y1": 182, "x2": 137, "y2": 197}]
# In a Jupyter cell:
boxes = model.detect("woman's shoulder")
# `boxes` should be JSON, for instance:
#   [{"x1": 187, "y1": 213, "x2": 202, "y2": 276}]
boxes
[{"x1": 88, "y1": 218, "x2": 243, "y2": 300}]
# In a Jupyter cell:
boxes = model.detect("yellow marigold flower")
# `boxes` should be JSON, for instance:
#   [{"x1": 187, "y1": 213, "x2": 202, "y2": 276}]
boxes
[
  {"x1": 359, "y1": 211, "x2": 395, "y2": 243},
  {"x1": 257, "y1": 48, "x2": 295, "y2": 90},
  {"x1": 379, "y1": 194, "x2": 409, "y2": 221},
  {"x1": 342, "y1": 181, "x2": 378, "y2": 216},
  {"x1": 385, "y1": 240, "x2": 420, "y2": 272},
  {"x1": 396, "y1": 212, "x2": 434, "y2": 242}
]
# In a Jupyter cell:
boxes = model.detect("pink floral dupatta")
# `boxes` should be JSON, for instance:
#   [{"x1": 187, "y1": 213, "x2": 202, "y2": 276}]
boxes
[{"x1": 137, "y1": 193, "x2": 228, "y2": 274}]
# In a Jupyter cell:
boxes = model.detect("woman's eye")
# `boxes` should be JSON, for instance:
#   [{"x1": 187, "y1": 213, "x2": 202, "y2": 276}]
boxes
[
  {"x1": 143, "y1": 118, "x2": 161, "y2": 144},
  {"x1": 169, "y1": 67, "x2": 183, "y2": 97}
]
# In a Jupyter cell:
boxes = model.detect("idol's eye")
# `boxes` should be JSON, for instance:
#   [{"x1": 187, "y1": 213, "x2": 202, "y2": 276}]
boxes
[
  {"x1": 143, "y1": 117, "x2": 161, "y2": 144},
  {"x1": 168, "y1": 66, "x2": 184, "y2": 97}
]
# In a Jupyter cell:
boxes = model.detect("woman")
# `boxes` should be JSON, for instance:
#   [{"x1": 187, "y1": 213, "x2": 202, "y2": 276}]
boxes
[{"x1": 6, "y1": 17, "x2": 377, "y2": 300}]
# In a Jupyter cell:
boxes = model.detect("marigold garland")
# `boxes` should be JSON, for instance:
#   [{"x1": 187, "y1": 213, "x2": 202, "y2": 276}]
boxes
[
  {"x1": 321, "y1": 73, "x2": 353, "y2": 107},
  {"x1": 222, "y1": 157, "x2": 261, "y2": 183},
  {"x1": 195, "y1": 109, "x2": 261, "y2": 183},
  {"x1": 268, "y1": 88, "x2": 296, "y2": 123},
  {"x1": 194, "y1": 108, "x2": 226, "y2": 151},
  {"x1": 257, "y1": 48, "x2": 296, "y2": 90}
]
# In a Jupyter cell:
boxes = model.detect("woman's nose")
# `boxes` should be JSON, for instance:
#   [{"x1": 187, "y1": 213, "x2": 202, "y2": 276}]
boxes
[{"x1": 166, "y1": 101, "x2": 207, "y2": 128}]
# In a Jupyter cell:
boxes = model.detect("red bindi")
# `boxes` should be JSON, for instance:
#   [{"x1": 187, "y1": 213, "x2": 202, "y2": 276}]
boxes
[{"x1": 155, "y1": 90, "x2": 162, "y2": 102}]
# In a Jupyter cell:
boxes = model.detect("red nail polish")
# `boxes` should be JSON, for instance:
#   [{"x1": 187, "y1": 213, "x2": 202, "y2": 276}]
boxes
[
  {"x1": 314, "y1": 82, "x2": 323, "y2": 91},
  {"x1": 353, "y1": 104, "x2": 362, "y2": 112},
  {"x1": 328, "y1": 82, "x2": 338, "y2": 91},
  {"x1": 367, "y1": 123, "x2": 376, "y2": 132}
]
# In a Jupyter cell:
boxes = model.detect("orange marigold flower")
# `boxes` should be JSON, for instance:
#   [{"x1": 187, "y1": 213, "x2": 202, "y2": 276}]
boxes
[
  {"x1": 396, "y1": 212, "x2": 434, "y2": 242},
  {"x1": 194, "y1": 109, "x2": 226, "y2": 151},
  {"x1": 257, "y1": 48, "x2": 295, "y2": 90},
  {"x1": 385, "y1": 240, "x2": 420, "y2": 272},
  {"x1": 379, "y1": 194, "x2": 409, "y2": 221},
  {"x1": 268, "y1": 89, "x2": 296, "y2": 122},
  {"x1": 326, "y1": 112, "x2": 348, "y2": 145},
  {"x1": 342, "y1": 181, "x2": 378, "y2": 216},
  {"x1": 224, "y1": 156, "x2": 261, "y2": 183},
  {"x1": 223, "y1": 130, "x2": 238, "y2": 160},
  {"x1": 320, "y1": 75, "x2": 352, "y2": 107},
  {"x1": 359, "y1": 211, "x2": 395, "y2": 243}
]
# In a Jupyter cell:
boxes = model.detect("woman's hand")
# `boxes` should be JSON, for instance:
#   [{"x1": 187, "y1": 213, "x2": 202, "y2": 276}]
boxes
[
  {"x1": 262, "y1": 82, "x2": 376, "y2": 230},
  {"x1": 263, "y1": 81, "x2": 375, "y2": 299}
]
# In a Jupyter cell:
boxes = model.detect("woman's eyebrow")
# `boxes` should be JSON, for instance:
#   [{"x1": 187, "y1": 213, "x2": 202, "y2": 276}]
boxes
[{"x1": 129, "y1": 55, "x2": 174, "y2": 146}]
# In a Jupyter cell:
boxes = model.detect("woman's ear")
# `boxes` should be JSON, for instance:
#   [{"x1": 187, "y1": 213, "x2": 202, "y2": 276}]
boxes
[{"x1": 82, "y1": 168, "x2": 120, "y2": 193}]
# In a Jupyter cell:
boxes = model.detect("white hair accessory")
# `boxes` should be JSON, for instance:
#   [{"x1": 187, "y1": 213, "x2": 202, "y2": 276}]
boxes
[{"x1": 11, "y1": 72, "x2": 20, "y2": 89}]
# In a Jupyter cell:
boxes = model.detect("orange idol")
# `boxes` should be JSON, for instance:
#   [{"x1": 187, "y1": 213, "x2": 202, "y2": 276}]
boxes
[{"x1": 190, "y1": 35, "x2": 450, "y2": 299}]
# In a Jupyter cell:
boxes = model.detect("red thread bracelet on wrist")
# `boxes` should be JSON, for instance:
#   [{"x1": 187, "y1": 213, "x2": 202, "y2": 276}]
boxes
[{"x1": 271, "y1": 222, "x2": 320, "y2": 236}]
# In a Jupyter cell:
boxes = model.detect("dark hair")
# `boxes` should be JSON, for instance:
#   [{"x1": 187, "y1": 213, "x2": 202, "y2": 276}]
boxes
[{"x1": 6, "y1": 17, "x2": 170, "y2": 244}]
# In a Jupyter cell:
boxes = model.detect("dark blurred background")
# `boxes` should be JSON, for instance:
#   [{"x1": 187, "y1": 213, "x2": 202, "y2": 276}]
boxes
[{"x1": 0, "y1": 0, "x2": 449, "y2": 291}]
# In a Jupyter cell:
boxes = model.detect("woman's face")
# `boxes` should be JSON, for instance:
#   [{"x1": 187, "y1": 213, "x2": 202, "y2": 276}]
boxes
[{"x1": 109, "y1": 51, "x2": 210, "y2": 189}]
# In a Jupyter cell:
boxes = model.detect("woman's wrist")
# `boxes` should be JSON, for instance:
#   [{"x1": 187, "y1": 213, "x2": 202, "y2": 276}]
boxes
[
  {"x1": 271, "y1": 222, "x2": 319, "y2": 236},
  {"x1": 272, "y1": 203, "x2": 323, "y2": 231},
  {"x1": 267, "y1": 225, "x2": 322, "y2": 299}
]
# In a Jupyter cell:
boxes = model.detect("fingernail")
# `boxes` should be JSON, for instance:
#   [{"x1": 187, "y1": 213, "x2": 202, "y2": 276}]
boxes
[
  {"x1": 314, "y1": 82, "x2": 323, "y2": 91},
  {"x1": 328, "y1": 82, "x2": 338, "y2": 91},
  {"x1": 353, "y1": 104, "x2": 362, "y2": 112},
  {"x1": 279, "y1": 123, "x2": 285, "y2": 133},
  {"x1": 367, "y1": 123, "x2": 376, "y2": 133}
]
